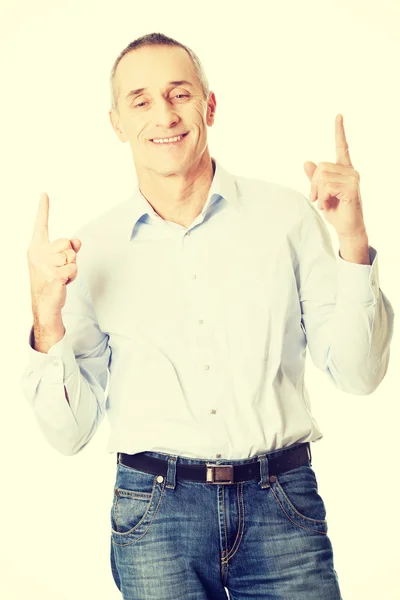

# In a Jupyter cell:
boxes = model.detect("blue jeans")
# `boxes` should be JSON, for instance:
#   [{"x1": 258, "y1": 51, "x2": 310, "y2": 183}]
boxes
[{"x1": 110, "y1": 442, "x2": 342, "y2": 599}]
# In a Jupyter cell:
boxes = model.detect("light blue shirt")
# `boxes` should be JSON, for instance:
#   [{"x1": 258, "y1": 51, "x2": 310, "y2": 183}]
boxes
[{"x1": 20, "y1": 157, "x2": 395, "y2": 458}]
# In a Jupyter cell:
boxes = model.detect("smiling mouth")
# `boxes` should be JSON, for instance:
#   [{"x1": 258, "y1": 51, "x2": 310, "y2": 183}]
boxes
[{"x1": 150, "y1": 132, "x2": 189, "y2": 145}]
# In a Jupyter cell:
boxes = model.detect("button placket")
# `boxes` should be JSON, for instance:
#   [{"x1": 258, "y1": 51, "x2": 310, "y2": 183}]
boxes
[{"x1": 182, "y1": 241, "x2": 218, "y2": 414}]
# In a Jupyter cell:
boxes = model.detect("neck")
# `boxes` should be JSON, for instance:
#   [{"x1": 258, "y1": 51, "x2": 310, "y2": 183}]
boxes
[{"x1": 136, "y1": 153, "x2": 215, "y2": 228}]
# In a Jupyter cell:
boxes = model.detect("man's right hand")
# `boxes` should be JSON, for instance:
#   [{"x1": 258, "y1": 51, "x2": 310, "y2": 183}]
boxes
[{"x1": 27, "y1": 192, "x2": 82, "y2": 320}]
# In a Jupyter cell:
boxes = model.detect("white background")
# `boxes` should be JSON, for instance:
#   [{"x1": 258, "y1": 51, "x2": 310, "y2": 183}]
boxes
[{"x1": 1, "y1": 0, "x2": 399, "y2": 598}]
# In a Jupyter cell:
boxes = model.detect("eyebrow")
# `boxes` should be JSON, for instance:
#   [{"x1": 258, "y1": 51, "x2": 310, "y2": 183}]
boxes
[{"x1": 125, "y1": 80, "x2": 194, "y2": 101}]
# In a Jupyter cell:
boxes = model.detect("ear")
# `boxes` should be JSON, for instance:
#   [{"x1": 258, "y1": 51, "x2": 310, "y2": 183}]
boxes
[
  {"x1": 109, "y1": 109, "x2": 128, "y2": 143},
  {"x1": 206, "y1": 92, "x2": 217, "y2": 127}
]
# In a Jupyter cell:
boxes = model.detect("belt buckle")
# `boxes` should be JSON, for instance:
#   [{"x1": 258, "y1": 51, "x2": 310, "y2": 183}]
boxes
[{"x1": 205, "y1": 463, "x2": 234, "y2": 484}]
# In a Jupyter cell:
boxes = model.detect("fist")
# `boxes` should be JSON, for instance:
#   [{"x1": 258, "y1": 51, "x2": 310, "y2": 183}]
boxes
[{"x1": 27, "y1": 192, "x2": 82, "y2": 318}]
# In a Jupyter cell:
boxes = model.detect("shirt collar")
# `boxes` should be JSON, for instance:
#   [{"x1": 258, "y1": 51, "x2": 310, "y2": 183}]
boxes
[{"x1": 126, "y1": 156, "x2": 240, "y2": 241}]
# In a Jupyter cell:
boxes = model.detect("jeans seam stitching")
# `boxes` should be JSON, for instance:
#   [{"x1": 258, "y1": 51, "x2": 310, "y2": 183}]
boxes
[
  {"x1": 112, "y1": 477, "x2": 158, "y2": 538},
  {"x1": 270, "y1": 485, "x2": 327, "y2": 535},
  {"x1": 225, "y1": 483, "x2": 245, "y2": 561},
  {"x1": 221, "y1": 486, "x2": 229, "y2": 566},
  {"x1": 224, "y1": 484, "x2": 241, "y2": 562},
  {"x1": 112, "y1": 479, "x2": 165, "y2": 546},
  {"x1": 275, "y1": 477, "x2": 327, "y2": 523}
]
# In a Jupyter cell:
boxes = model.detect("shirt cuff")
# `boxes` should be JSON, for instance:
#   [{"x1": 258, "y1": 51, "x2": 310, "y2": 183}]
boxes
[
  {"x1": 27, "y1": 325, "x2": 77, "y2": 383},
  {"x1": 336, "y1": 245, "x2": 380, "y2": 303}
]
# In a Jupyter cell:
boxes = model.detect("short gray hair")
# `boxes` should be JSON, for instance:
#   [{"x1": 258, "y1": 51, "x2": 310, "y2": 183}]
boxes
[{"x1": 109, "y1": 32, "x2": 210, "y2": 113}]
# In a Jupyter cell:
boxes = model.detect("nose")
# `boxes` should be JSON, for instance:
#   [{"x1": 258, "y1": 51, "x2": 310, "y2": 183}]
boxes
[{"x1": 153, "y1": 98, "x2": 180, "y2": 130}]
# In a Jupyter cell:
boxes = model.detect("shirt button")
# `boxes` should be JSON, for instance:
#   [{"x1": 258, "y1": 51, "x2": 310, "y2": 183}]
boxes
[
  {"x1": 198, "y1": 319, "x2": 204, "y2": 324},
  {"x1": 210, "y1": 409, "x2": 217, "y2": 414},
  {"x1": 204, "y1": 364, "x2": 210, "y2": 370},
  {"x1": 192, "y1": 274, "x2": 197, "y2": 279},
  {"x1": 52, "y1": 360, "x2": 59, "y2": 367},
  {"x1": 216, "y1": 454, "x2": 222, "y2": 458}
]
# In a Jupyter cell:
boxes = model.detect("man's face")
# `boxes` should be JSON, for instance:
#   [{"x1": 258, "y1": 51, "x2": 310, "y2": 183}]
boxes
[{"x1": 109, "y1": 45, "x2": 216, "y2": 176}]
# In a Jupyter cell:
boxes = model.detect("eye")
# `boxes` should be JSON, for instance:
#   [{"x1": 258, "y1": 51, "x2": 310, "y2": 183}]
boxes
[{"x1": 133, "y1": 94, "x2": 189, "y2": 108}]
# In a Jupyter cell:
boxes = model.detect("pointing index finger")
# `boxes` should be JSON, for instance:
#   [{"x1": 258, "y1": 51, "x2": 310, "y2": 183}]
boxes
[
  {"x1": 335, "y1": 113, "x2": 353, "y2": 167},
  {"x1": 31, "y1": 192, "x2": 50, "y2": 244}
]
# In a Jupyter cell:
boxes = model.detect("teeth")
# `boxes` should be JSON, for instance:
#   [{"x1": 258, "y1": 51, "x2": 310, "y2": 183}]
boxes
[{"x1": 152, "y1": 134, "x2": 184, "y2": 144}]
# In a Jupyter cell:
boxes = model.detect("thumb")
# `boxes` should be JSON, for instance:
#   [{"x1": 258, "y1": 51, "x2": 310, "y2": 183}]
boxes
[
  {"x1": 303, "y1": 161, "x2": 317, "y2": 182},
  {"x1": 70, "y1": 238, "x2": 82, "y2": 252}
]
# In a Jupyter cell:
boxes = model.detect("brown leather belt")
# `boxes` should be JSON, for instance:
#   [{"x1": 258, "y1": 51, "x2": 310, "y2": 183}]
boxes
[{"x1": 118, "y1": 442, "x2": 311, "y2": 485}]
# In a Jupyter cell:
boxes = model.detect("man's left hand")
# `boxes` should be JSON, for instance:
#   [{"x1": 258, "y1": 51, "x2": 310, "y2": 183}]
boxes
[{"x1": 303, "y1": 114, "x2": 367, "y2": 239}]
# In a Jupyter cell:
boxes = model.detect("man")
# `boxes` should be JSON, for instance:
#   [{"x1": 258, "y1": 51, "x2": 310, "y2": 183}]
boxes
[{"x1": 21, "y1": 32, "x2": 394, "y2": 600}]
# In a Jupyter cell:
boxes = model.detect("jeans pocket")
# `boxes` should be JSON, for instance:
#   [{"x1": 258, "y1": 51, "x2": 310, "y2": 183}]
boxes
[
  {"x1": 110, "y1": 463, "x2": 164, "y2": 545},
  {"x1": 269, "y1": 464, "x2": 328, "y2": 534}
]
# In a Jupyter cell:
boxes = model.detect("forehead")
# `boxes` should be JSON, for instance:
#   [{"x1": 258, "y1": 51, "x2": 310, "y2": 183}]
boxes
[{"x1": 116, "y1": 45, "x2": 198, "y2": 95}]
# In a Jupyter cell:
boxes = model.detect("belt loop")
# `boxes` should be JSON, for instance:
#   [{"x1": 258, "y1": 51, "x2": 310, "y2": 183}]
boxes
[
  {"x1": 165, "y1": 455, "x2": 178, "y2": 489},
  {"x1": 307, "y1": 442, "x2": 312, "y2": 465},
  {"x1": 117, "y1": 452, "x2": 121, "y2": 464},
  {"x1": 257, "y1": 453, "x2": 270, "y2": 489}
]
